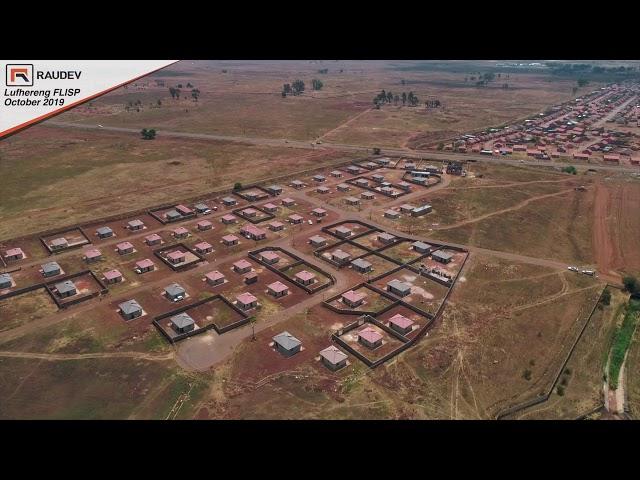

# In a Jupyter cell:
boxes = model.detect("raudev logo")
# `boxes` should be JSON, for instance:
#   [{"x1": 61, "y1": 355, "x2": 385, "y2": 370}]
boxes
[{"x1": 6, "y1": 64, "x2": 34, "y2": 86}]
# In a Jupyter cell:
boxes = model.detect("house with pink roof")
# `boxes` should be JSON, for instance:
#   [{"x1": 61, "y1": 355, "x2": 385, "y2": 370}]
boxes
[
  {"x1": 233, "y1": 259, "x2": 252, "y2": 274},
  {"x1": 221, "y1": 214, "x2": 237, "y2": 224},
  {"x1": 342, "y1": 290, "x2": 365, "y2": 308},
  {"x1": 241, "y1": 224, "x2": 267, "y2": 240},
  {"x1": 222, "y1": 234, "x2": 239, "y2": 246},
  {"x1": 145, "y1": 233, "x2": 162, "y2": 246},
  {"x1": 295, "y1": 270, "x2": 316, "y2": 286},
  {"x1": 4, "y1": 247, "x2": 25, "y2": 261},
  {"x1": 312, "y1": 208, "x2": 327, "y2": 217},
  {"x1": 173, "y1": 227, "x2": 189, "y2": 239},
  {"x1": 288, "y1": 214, "x2": 303, "y2": 224},
  {"x1": 358, "y1": 326, "x2": 383, "y2": 349},
  {"x1": 116, "y1": 242, "x2": 134, "y2": 255},
  {"x1": 388, "y1": 313, "x2": 415, "y2": 335},
  {"x1": 135, "y1": 259, "x2": 155, "y2": 273},
  {"x1": 269, "y1": 221, "x2": 284, "y2": 232},
  {"x1": 236, "y1": 292, "x2": 258, "y2": 310},
  {"x1": 167, "y1": 250, "x2": 185, "y2": 264},
  {"x1": 84, "y1": 248, "x2": 102, "y2": 263},
  {"x1": 103, "y1": 269, "x2": 123, "y2": 284},
  {"x1": 197, "y1": 220, "x2": 213, "y2": 231},
  {"x1": 194, "y1": 242, "x2": 213, "y2": 254},
  {"x1": 260, "y1": 251, "x2": 280, "y2": 264},
  {"x1": 267, "y1": 281, "x2": 290, "y2": 298},
  {"x1": 262, "y1": 203, "x2": 278, "y2": 213},
  {"x1": 205, "y1": 270, "x2": 225, "y2": 286}
]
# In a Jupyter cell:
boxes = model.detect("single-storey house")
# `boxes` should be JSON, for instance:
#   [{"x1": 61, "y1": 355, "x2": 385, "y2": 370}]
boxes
[
  {"x1": 104, "y1": 269, "x2": 123, "y2": 284},
  {"x1": 378, "y1": 233, "x2": 396, "y2": 244},
  {"x1": 167, "y1": 250, "x2": 186, "y2": 264},
  {"x1": 243, "y1": 190, "x2": 267, "y2": 202},
  {"x1": 282, "y1": 198, "x2": 296, "y2": 207},
  {"x1": 288, "y1": 214, "x2": 304, "y2": 224},
  {"x1": 313, "y1": 174, "x2": 326, "y2": 183},
  {"x1": 175, "y1": 204, "x2": 193, "y2": 216},
  {"x1": 358, "y1": 326, "x2": 383, "y2": 349},
  {"x1": 432, "y1": 250, "x2": 454, "y2": 264},
  {"x1": 55, "y1": 280, "x2": 77, "y2": 298},
  {"x1": 244, "y1": 271, "x2": 258, "y2": 284},
  {"x1": 345, "y1": 196, "x2": 360, "y2": 206},
  {"x1": 42, "y1": 262, "x2": 61, "y2": 277},
  {"x1": 266, "y1": 185, "x2": 283, "y2": 195},
  {"x1": 372, "y1": 174, "x2": 385, "y2": 183},
  {"x1": 135, "y1": 259, "x2": 155, "y2": 273},
  {"x1": 361, "y1": 191, "x2": 375, "y2": 200},
  {"x1": 171, "y1": 313, "x2": 195, "y2": 334},
  {"x1": 295, "y1": 270, "x2": 316, "y2": 286},
  {"x1": 351, "y1": 258, "x2": 372, "y2": 273},
  {"x1": 4, "y1": 248, "x2": 25, "y2": 261},
  {"x1": 346, "y1": 165, "x2": 361, "y2": 174},
  {"x1": 236, "y1": 292, "x2": 258, "y2": 310},
  {"x1": 309, "y1": 235, "x2": 327, "y2": 247},
  {"x1": 388, "y1": 313, "x2": 415, "y2": 335},
  {"x1": 330, "y1": 170, "x2": 343, "y2": 178},
  {"x1": 342, "y1": 290, "x2": 365, "y2": 308},
  {"x1": 222, "y1": 196, "x2": 237, "y2": 206},
  {"x1": 194, "y1": 242, "x2": 214, "y2": 255},
  {"x1": 97, "y1": 226, "x2": 113, "y2": 239},
  {"x1": 267, "y1": 281, "x2": 290, "y2": 298},
  {"x1": 331, "y1": 249, "x2": 352, "y2": 265},
  {"x1": 50, "y1": 237, "x2": 68, "y2": 251},
  {"x1": 319, "y1": 346, "x2": 348, "y2": 371},
  {"x1": 242, "y1": 208, "x2": 258, "y2": 218},
  {"x1": 316, "y1": 186, "x2": 329, "y2": 194},
  {"x1": 355, "y1": 178, "x2": 369, "y2": 188},
  {"x1": 128, "y1": 219, "x2": 144, "y2": 230},
  {"x1": 412, "y1": 241, "x2": 431, "y2": 254},
  {"x1": 233, "y1": 259, "x2": 252, "y2": 274},
  {"x1": 173, "y1": 227, "x2": 189, "y2": 239},
  {"x1": 273, "y1": 331, "x2": 302, "y2": 357},
  {"x1": 197, "y1": 220, "x2": 213, "y2": 231},
  {"x1": 119, "y1": 299, "x2": 143, "y2": 320},
  {"x1": 222, "y1": 234, "x2": 239, "y2": 246},
  {"x1": 241, "y1": 225, "x2": 267, "y2": 240},
  {"x1": 312, "y1": 208, "x2": 327, "y2": 217},
  {"x1": 387, "y1": 279, "x2": 411, "y2": 297},
  {"x1": 399, "y1": 204, "x2": 416, "y2": 214},
  {"x1": 269, "y1": 221, "x2": 284, "y2": 232},
  {"x1": 384, "y1": 209, "x2": 400, "y2": 219},
  {"x1": 291, "y1": 180, "x2": 305, "y2": 189},
  {"x1": 221, "y1": 214, "x2": 237, "y2": 224},
  {"x1": 334, "y1": 226, "x2": 352, "y2": 238},
  {"x1": 84, "y1": 248, "x2": 102, "y2": 263},
  {"x1": 0, "y1": 273, "x2": 13, "y2": 289},
  {"x1": 260, "y1": 251, "x2": 280, "y2": 264},
  {"x1": 337, "y1": 183, "x2": 351, "y2": 192},
  {"x1": 205, "y1": 270, "x2": 225, "y2": 286},
  {"x1": 117, "y1": 241, "x2": 134, "y2": 255},
  {"x1": 194, "y1": 202, "x2": 211, "y2": 214},
  {"x1": 145, "y1": 233, "x2": 162, "y2": 246},
  {"x1": 411, "y1": 205, "x2": 432, "y2": 216},
  {"x1": 165, "y1": 210, "x2": 181, "y2": 222},
  {"x1": 164, "y1": 283, "x2": 186, "y2": 301},
  {"x1": 397, "y1": 181, "x2": 411, "y2": 191},
  {"x1": 262, "y1": 203, "x2": 278, "y2": 213}
]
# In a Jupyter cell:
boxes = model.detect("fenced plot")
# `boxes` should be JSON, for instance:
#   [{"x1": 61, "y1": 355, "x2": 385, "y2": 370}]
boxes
[{"x1": 40, "y1": 227, "x2": 91, "y2": 254}]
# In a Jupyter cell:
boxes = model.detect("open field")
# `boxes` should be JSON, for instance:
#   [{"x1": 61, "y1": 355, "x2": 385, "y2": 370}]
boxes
[{"x1": 0, "y1": 126, "x2": 360, "y2": 240}]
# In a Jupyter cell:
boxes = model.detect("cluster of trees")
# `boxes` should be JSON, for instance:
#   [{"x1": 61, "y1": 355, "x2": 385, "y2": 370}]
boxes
[
  {"x1": 561, "y1": 165, "x2": 577, "y2": 175},
  {"x1": 317, "y1": 68, "x2": 328, "y2": 74},
  {"x1": 464, "y1": 72, "x2": 500, "y2": 87},
  {"x1": 168, "y1": 85, "x2": 200, "y2": 101},
  {"x1": 140, "y1": 128, "x2": 156, "y2": 140},
  {"x1": 168, "y1": 87, "x2": 181, "y2": 99},
  {"x1": 311, "y1": 79, "x2": 323, "y2": 91},
  {"x1": 623, "y1": 276, "x2": 640, "y2": 297},
  {"x1": 282, "y1": 80, "x2": 305, "y2": 97},
  {"x1": 373, "y1": 90, "x2": 419, "y2": 108}
]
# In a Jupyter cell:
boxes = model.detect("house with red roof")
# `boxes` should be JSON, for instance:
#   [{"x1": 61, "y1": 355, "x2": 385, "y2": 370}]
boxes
[
  {"x1": 241, "y1": 224, "x2": 267, "y2": 240},
  {"x1": 145, "y1": 233, "x2": 162, "y2": 246},
  {"x1": 260, "y1": 251, "x2": 280, "y2": 264},
  {"x1": 221, "y1": 214, "x2": 237, "y2": 224},
  {"x1": 205, "y1": 270, "x2": 225, "y2": 286},
  {"x1": 342, "y1": 290, "x2": 365, "y2": 308},
  {"x1": 103, "y1": 269, "x2": 123, "y2": 284},
  {"x1": 222, "y1": 234, "x2": 239, "y2": 246},
  {"x1": 173, "y1": 227, "x2": 189, "y2": 239},
  {"x1": 167, "y1": 250, "x2": 186, "y2": 264},
  {"x1": 233, "y1": 259, "x2": 252, "y2": 274},
  {"x1": 84, "y1": 248, "x2": 102, "y2": 263},
  {"x1": 116, "y1": 242, "x2": 134, "y2": 255},
  {"x1": 197, "y1": 220, "x2": 213, "y2": 231},
  {"x1": 388, "y1": 313, "x2": 415, "y2": 335},
  {"x1": 4, "y1": 247, "x2": 25, "y2": 261},
  {"x1": 195, "y1": 242, "x2": 213, "y2": 254},
  {"x1": 295, "y1": 270, "x2": 316, "y2": 286},
  {"x1": 135, "y1": 259, "x2": 155, "y2": 273}
]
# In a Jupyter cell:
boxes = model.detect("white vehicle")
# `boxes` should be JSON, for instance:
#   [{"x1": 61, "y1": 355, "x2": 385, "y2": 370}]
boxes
[
  {"x1": 308, "y1": 220, "x2": 313, "y2": 225},
  {"x1": 134, "y1": 268, "x2": 142, "y2": 274},
  {"x1": 174, "y1": 295, "x2": 184, "y2": 302},
  {"x1": 97, "y1": 124, "x2": 103, "y2": 128},
  {"x1": 201, "y1": 209, "x2": 212, "y2": 215},
  {"x1": 581, "y1": 270, "x2": 596, "y2": 276},
  {"x1": 567, "y1": 266, "x2": 579, "y2": 272}
]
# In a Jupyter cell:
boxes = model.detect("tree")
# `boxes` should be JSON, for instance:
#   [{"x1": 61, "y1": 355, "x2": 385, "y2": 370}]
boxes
[
  {"x1": 311, "y1": 79, "x2": 323, "y2": 91},
  {"x1": 386, "y1": 91, "x2": 393, "y2": 103},
  {"x1": 623, "y1": 276, "x2": 639, "y2": 294},
  {"x1": 191, "y1": 89, "x2": 200, "y2": 101},
  {"x1": 401, "y1": 92, "x2": 407, "y2": 105},
  {"x1": 233, "y1": 182, "x2": 242, "y2": 190},
  {"x1": 562, "y1": 166, "x2": 577, "y2": 175},
  {"x1": 291, "y1": 79, "x2": 305, "y2": 95},
  {"x1": 372, "y1": 147, "x2": 381, "y2": 155},
  {"x1": 600, "y1": 288, "x2": 612, "y2": 307},
  {"x1": 140, "y1": 128, "x2": 156, "y2": 140}
]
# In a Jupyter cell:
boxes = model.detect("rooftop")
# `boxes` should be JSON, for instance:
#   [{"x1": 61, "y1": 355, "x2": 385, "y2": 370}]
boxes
[{"x1": 273, "y1": 331, "x2": 301, "y2": 350}]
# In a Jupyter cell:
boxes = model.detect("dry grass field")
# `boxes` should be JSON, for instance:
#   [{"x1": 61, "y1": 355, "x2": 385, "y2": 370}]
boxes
[{"x1": 0, "y1": 125, "x2": 359, "y2": 240}]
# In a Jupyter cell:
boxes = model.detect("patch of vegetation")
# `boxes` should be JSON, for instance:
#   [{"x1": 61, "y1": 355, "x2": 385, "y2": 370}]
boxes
[
  {"x1": 562, "y1": 165, "x2": 577, "y2": 175},
  {"x1": 608, "y1": 300, "x2": 640, "y2": 389},
  {"x1": 140, "y1": 128, "x2": 156, "y2": 140}
]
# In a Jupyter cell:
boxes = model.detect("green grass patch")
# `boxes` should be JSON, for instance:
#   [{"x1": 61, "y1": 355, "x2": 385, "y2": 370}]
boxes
[{"x1": 608, "y1": 300, "x2": 640, "y2": 389}]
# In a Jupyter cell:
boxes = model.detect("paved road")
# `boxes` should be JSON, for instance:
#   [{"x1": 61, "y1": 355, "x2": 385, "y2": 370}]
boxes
[{"x1": 45, "y1": 121, "x2": 640, "y2": 174}]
